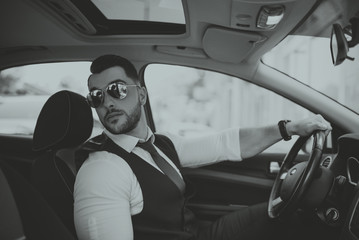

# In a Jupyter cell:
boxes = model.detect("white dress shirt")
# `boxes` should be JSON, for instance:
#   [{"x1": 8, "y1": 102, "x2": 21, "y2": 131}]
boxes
[{"x1": 74, "y1": 127, "x2": 242, "y2": 240}]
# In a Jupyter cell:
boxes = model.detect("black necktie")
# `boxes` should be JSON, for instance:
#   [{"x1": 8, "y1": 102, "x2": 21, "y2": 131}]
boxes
[{"x1": 137, "y1": 140, "x2": 186, "y2": 193}]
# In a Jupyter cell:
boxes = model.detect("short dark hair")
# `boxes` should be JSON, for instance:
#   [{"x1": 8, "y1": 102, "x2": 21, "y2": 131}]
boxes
[{"x1": 89, "y1": 54, "x2": 139, "y2": 83}]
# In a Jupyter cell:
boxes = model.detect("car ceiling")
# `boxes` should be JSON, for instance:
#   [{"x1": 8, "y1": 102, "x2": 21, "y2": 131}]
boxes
[{"x1": 0, "y1": 0, "x2": 356, "y2": 80}]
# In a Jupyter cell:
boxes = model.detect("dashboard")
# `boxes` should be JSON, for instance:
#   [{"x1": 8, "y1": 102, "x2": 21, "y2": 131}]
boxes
[
  {"x1": 333, "y1": 134, "x2": 359, "y2": 240},
  {"x1": 342, "y1": 190, "x2": 359, "y2": 240}
]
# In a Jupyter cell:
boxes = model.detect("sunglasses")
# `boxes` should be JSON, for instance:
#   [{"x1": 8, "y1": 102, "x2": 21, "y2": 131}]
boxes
[{"x1": 87, "y1": 81, "x2": 139, "y2": 108}]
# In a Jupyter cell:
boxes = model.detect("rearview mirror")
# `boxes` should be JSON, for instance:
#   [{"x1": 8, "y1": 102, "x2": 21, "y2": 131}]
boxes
[
  {"x1": 330, "y1": 17, "x2": 359, "y2": 66},
  {"x1": 330, "y1": 23, "x2": 350, "y2": 66}
]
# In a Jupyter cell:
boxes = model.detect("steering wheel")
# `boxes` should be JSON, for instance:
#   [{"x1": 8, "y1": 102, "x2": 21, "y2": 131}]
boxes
[{"x1": 268, "y1": 130, "x2": 326, "y2": 219}]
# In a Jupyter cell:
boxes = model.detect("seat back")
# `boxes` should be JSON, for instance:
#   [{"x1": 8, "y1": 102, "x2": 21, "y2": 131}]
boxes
[
  {"x1": 0, "y1": 160, "x2": 76, "y2": 240},
  {"x1": 0, "y1": 163, "x2": 25, "y2": 240},
  {"x1": 32, "y1": 90, "x2": 93, "y2": 237}
]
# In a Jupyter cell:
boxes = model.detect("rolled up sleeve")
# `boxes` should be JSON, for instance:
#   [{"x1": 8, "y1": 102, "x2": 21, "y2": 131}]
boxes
[
  {"x1": 74, "y1": 151, "x2": 136, "y2": 240},
  {"x1": 166, "y1": 128, "x2": 242, "y2": 168}
]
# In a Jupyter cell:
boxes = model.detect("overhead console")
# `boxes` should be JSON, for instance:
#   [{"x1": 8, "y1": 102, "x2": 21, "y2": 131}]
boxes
[
  {"x1": 229, "y1": 0, "x2": 317, "y2": 32},
  {"x1": 230, "y1": 1, "x2": 289, "y2": 31},
  {"x1": 201, "y1": 0, "x2": 318, "y2": 63}
]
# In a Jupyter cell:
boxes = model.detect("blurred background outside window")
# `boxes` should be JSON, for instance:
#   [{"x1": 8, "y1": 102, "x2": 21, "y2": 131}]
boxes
[{"x1": 145, "y1": 64, "x2": 312, "y2": 153}]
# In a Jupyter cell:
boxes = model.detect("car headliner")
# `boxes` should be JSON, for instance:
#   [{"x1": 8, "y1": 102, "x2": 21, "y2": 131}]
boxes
[{"x1": 0, "y1": 0, "x2": 319, "y2": 73}]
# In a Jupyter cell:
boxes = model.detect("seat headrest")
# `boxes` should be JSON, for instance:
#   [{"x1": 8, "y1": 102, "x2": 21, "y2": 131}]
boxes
[{"x1": 33, "y1": 90, "x2": 93, "y2": 151}]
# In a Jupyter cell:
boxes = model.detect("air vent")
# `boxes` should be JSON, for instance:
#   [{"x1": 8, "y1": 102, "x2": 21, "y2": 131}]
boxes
[{"x1": 321, "y1": 156, "x2": 332, "y2": 168}]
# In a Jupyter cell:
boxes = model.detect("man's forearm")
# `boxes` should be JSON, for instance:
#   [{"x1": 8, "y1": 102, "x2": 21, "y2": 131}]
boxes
[
  {"x1": 239, "y1": 115, "x2": 331, "y2": 159},
  {"x1": 239, "y1": 125, "x2": 282, "y2": 159}
]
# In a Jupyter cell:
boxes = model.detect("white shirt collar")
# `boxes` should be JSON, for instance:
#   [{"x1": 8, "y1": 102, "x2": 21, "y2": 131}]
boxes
[{"x1": 104, "y1": 127, "x2": 154, "y2": 153}]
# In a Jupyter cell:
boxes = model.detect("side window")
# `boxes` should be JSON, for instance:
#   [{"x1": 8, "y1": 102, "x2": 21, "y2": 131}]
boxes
[
  {"x1": 0, "y1": 62, "x2": 102, "y2": 136},
  {"x1": 144, "y1": 64, "x2": 314, "y2": 153}
]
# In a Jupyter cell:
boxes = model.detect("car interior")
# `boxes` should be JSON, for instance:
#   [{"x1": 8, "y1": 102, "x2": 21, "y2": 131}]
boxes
[{"x1": 1, "y1": 0, "x2": 359, "y2": 239}]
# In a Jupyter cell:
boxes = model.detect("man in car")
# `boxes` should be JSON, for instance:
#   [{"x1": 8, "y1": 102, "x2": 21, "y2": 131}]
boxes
[{"x1": 74, "y1": 54, "x2": 332, "y2": 240}]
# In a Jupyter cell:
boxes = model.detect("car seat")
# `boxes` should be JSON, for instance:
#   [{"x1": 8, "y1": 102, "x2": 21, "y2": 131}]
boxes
[
  {"x1": 31, "y1": 90, "x2": 93, "y2": 237},
  {"x1": 0, "y1": 160, "x2": 77, "y2": 240},
  {"x1": 0, "y1": 161, "x2": 26, "y2": 240}
]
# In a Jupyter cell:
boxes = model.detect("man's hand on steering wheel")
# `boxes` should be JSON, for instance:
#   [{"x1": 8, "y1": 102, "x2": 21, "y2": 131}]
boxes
[
  {"x1": 268, "y1": 114, "x2": 332, "y2": 219},
  {"x1": 286, "y1": 114, "x2": 332, "y2": 137}
]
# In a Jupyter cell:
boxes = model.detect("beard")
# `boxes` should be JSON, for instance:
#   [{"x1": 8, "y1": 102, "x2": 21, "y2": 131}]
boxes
[{"x1": 103, "y1": 100, "x2": 142, "y2": 135}]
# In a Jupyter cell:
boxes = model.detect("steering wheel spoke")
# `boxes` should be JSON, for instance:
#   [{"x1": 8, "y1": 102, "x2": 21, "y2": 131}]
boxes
[
  {"x1": 272, "y1": 196, "x2": 284, "y2": 208},
  {"x1": 280, "y1": 171, "x2": 288, "y2": 180}
]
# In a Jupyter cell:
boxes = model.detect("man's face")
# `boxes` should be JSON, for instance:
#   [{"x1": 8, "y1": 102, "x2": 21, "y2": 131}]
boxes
[{"x1": 88, "y1": 66, "x2": 142, "y2": 134}]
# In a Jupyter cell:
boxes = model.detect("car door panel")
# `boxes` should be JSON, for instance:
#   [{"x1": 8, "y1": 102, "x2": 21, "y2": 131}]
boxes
[{"x1": 183, "y1": 152, "x2": 309, "y2": 221}]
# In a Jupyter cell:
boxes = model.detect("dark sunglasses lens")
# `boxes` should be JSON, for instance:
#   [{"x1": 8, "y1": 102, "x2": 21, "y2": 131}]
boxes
[
  {"x1": 107, "y1": 82, "x2": 127, "y2": 99},
  {"x1": 88, "y1": 90, "x2": 103, "y2": 108}
]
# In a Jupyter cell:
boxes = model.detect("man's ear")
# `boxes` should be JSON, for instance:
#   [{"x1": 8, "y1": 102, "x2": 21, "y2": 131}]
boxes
[{"x1": 138, "y1": 86, "x2": 147, "y2": 105}]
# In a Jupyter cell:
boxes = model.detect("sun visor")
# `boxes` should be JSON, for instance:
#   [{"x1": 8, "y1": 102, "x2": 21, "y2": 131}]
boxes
[{"x1": 203, "y1": 27, "x2": 266, "y2": 63}]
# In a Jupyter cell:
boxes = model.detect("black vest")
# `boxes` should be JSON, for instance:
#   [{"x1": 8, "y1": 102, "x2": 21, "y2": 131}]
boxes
[{"x1": 76, "y1": 133, "x2": 197, "y2": 240}]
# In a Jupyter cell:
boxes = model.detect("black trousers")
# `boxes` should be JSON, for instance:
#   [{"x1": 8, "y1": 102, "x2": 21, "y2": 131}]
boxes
[
  {"x1": 194, "y1": 202, "x2": 286, "y2": 240},
  {"x1": 193, "y1": 202, "x2": 342, "y2": 240}
]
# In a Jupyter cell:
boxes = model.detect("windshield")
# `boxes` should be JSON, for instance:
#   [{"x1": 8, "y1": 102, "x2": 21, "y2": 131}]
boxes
[{"x1": 262, "y1": 35, "x2": 359, "y2": 115}]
